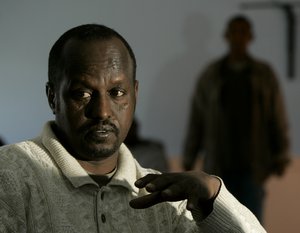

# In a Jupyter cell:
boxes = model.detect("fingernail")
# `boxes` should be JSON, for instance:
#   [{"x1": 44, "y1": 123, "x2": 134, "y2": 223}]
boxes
[
  {"x1": 135, "y1": 179, "x2": 142, "y2": 186},
  {"x1": 146, "y1": 183, "x2": 155, "y2": 191}
]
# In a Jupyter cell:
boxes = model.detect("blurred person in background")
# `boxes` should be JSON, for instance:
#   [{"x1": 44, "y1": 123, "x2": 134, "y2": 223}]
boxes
[{"x1": 182, "y1": 15, "x2": 290, "y2": 222}]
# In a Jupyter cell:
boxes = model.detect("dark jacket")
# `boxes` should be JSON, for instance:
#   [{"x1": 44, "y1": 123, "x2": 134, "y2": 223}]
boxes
[{"x1": 183, "y1": 55, "x2": 290, "y2": 183}]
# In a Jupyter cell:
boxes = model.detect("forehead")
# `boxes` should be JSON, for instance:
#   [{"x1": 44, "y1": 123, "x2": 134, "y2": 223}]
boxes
[
  {"x1": 62, "y1": 37, "x2": 133, "y2": 76},
  {"x1": 228, "y1": 20, "x2": 251, "y2": 32}
]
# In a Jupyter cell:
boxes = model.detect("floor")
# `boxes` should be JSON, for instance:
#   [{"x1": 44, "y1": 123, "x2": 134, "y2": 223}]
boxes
[
  {"x1": 168, "y1": 157, "x2": 300, "y2": 233},
  {"x1": 263, "y1": 157, "x2": 300, "y2": 233}
]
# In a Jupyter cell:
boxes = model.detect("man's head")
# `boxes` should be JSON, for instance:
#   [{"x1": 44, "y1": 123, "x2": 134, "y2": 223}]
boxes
[
  {"x1": 224, "y1": 15, "x2": 253, "y2": 57},
  {"x1": 46, "y1": 24, "x2": 138, "y2": 161}
]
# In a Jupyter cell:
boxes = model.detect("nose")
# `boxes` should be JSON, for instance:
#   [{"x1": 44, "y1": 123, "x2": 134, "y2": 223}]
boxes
[{"x1": 86, "y1": 93, "x2": 112, "y2": 120}]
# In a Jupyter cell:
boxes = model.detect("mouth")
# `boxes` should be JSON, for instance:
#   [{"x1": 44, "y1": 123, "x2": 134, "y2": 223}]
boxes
[
  {"x1": 85, "y1": 125, "x2": 117, "y2": 142},
  {"x1": 94, "y1": 129, "x2": 110, "y2": 137}
]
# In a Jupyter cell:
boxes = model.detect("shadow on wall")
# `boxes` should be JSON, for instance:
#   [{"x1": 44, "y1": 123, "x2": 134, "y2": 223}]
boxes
[
  {"x1": 145, "y1": 12, "x2": 214, "y2": 156},
  {"x1": 124, "y1": 117, "x2": 170, "y2": 173},
  {"x1": 0, "y1": 137, "x2": 5, "y2": 146}
]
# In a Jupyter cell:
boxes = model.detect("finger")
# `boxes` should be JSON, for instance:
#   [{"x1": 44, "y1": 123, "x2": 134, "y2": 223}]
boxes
[
  {"x1": 129, "y1": 191, "x2": 163, "y2": 209},
  {"x1": 134, "y1": 174, "x2": 160, "y2": 188},
  {"x1": 186, "y1": 193, "x2": 199, "y2": 211},
  {"x1": 144, "y1": 173, "x2": 175, "y2": 191},
  {"x1": 160, "y1": 183, "x2": 186, "y2": 202}
]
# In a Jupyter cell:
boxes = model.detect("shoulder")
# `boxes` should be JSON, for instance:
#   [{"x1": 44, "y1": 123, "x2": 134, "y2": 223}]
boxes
[
  {"x1": 0, "y1": 139, "x2": 44, "y2": 171},
  {"x1": 196, "y1": 57, "x2": 224, "y2": 85},
  {"x1": 0, "y1": 142, "x2": 30, "y2": 164},
  {"x1": 250, "y1": 57, "x2": 276, "y2": 74},
  {"x1": 192, "y1": 58, "x2": 224, "y2": 97},
  {"x1": 0, "y1": 142, "x2": 38, "y2": 194},
  {"x1": 249, "y1": 56, "x2": 280, "y2": 87},
  {"x1": 202, "y1": 58, "x2": 223, "y2": 75}
]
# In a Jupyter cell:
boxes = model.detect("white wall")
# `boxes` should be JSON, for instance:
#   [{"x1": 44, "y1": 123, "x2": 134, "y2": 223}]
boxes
[{"x1": 1, "y1": 0, "x2": 299, "y2": 157}]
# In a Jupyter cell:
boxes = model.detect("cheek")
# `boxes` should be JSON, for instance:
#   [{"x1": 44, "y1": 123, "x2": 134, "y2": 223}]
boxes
[
  {"x1": 60, "y1": 100, "x2": 86, "y2": 125},
  {"x1": 118, "y1": 102, "x2": 129, "y2": 111},
  {"x1": 114, "y1": 102, "x2": 134, "y2": 123},
  {"x1": 114, "y1": 101, "x2": 135, "y2": 131},
  {"x1": 115, "y1": 93, "x2": 136, "y2": 112}
]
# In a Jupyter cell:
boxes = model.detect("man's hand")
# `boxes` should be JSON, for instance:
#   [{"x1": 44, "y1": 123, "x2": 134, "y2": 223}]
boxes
[{"x1": 129, "y1": 171, "x2": 220, "y2": 212}]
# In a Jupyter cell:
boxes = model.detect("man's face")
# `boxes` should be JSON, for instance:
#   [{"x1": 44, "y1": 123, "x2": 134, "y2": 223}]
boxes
[
  {"x1": 225, "y1": 20, "x2": 252, "y2": 55},
  {"x1": 48, "y1": 37, "x2": 138, "y2": 161}
]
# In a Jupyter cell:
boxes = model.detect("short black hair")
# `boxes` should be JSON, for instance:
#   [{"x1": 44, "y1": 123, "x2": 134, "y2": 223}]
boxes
[
  {"x1": 48, "y1": 24, "x2": 137, "y2": 87},
  {"x1": 226, "y1": 15, "x2": 252, "y2": 32}
]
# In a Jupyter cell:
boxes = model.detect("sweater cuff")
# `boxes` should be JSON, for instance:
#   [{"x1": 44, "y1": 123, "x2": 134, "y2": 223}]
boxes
[{"x1": 192, "y1": 179, "x2": 266, "y2": 232}]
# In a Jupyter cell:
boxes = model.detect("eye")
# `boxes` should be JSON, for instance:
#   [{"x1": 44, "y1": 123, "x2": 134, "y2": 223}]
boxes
[
  {"x1": 109, "y1": 88, "x2": 126, "y2": 97},
  {"x1": 71, "y1": 90, "x2": 92, "y2": 100},
  {"x1": 81, "y1": 92, "x2": 91, "y2": 98}
]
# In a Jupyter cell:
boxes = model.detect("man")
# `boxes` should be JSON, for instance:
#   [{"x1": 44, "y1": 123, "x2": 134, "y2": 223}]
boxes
[
  {"x1": 0, "y1": 24, "x2": 265, "y2": 232},
  {"x1": 183, "y1": 15, "x2": 290, "y2": 221}
]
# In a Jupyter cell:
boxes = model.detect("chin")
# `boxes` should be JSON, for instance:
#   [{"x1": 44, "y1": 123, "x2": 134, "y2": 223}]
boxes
[{"x1": 80, "y1": 143, "x2": 119, "y2": 161}]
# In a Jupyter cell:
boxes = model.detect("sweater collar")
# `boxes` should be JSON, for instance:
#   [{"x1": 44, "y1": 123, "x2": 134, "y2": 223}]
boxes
[{"x1": 41, "y1": 121, "x2": 139, "y2": 193}]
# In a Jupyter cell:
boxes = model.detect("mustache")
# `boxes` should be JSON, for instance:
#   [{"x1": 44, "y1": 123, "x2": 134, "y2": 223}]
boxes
[{"x1": 79, "y1": 119, "x2": 119, "y2": 135}]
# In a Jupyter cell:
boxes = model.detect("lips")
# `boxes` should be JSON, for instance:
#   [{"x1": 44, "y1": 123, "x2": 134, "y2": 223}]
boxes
[
  {"x1": 95, "y1": 129, "x2": 109, "y2": 134},
  {"x1": 84, "y1": 124, "x2": 117, "y2": 142}
]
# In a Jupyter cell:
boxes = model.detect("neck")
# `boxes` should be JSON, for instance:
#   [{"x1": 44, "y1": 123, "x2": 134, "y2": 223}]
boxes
[
  {"x1": 77, "y1": 154, "x2": 118, "y2": 175},
  {"x1": 228, "y1": 51, "x2": 249, "y2": 63}
]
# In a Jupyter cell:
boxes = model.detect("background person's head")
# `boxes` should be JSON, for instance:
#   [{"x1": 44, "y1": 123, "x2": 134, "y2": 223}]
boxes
[
  {"x1": 46, "y1": 24, "x2": 138, "y2": 161},
  {"x1": 224, "y1": 15, "x2": 253, "y2": 58}
]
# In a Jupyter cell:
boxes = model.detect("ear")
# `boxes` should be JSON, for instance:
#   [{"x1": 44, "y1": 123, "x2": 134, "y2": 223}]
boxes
[
  {"x1": 46, "y1": 82, "x2": 56, "y2": 114},
  {"x1": 134, "y1": 80, "x2": 139, "y2": 99}
]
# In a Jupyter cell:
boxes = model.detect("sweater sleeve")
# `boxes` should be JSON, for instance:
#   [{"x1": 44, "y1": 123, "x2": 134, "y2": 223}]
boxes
[
  {"x1": 193, "y1": 180, "x2": 266, "y2": 232},
  {"x1": 171, "y1": 178, "x2": 266, "y2": 232}
]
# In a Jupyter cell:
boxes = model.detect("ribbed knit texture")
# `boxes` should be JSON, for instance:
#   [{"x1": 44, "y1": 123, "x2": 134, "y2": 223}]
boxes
[{"x1": 0, "y1": 122, "x2": 266, "y2": 232}]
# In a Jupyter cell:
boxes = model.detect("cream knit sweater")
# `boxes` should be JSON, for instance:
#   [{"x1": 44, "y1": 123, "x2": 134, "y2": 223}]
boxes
[{"x1": 0, "y1": 122, "x2": 266, "y2": 232}]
